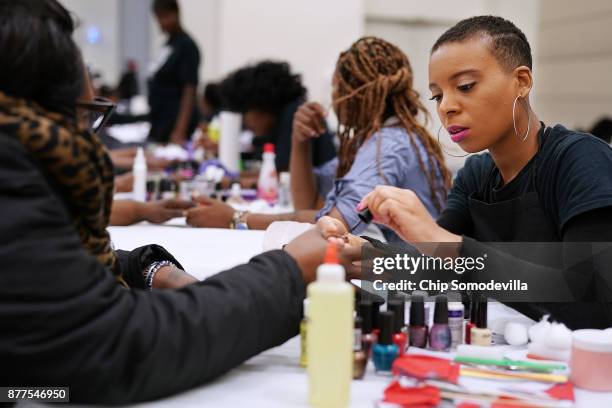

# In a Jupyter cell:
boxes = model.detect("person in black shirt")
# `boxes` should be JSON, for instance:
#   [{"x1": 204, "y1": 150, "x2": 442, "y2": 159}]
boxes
[
  {"x1": 148, "y1": 0, "x2": 200, "y2": 145},
  {"x1": 334, "y1": 16, "x2": 612, "y2": 329},
  {"x1": 220, "y1": 60, "x2": 337, "y2": 172}
]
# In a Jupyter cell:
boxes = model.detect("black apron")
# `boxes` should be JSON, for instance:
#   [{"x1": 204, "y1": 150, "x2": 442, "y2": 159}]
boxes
[{"x1": 467, "y1": 126, "x2": 567, "y2": 321}]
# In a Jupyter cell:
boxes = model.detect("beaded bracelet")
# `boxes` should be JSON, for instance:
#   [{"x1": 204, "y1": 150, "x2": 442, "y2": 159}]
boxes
[{"x1": 143, "y1": 260, "x2": 176, "y2": 291}]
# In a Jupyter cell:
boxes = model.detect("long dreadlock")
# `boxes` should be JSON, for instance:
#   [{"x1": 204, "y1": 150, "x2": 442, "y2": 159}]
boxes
[{"x1": 334, "y1": 36, "x2": 452, "y2": 212}]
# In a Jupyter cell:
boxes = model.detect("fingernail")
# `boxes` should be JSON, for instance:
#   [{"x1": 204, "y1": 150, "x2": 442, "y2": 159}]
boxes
[{"x1": 356, "y1": 202, "x2": 365, "y2": 211}]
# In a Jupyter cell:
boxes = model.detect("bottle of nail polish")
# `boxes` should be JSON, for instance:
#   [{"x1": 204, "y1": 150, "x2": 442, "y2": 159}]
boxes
[
  {"x1": 429, "y1": 295, "x2": 451, "y2": 351},
  {"x1": 353, "y1": 316, "x2": 367, "y2": 380},
  {"x1": 388, "y1": 299, "x2": 408, "y2": 355},
  {"x1": 465, "y1": 293, "x2": 479, "y2": 344},
  {"x1": 358, "y1": 301, "x2": 377, "y2": 357},
  {"x1": 409, "y1": 295, "x2": 428, "y2": 348},
  {"x1": 372, "y1": 311, "x2": 399, "y2": 373},
  {"x1": 470, "y1": 298, "x2": 492, "y2": 346}
]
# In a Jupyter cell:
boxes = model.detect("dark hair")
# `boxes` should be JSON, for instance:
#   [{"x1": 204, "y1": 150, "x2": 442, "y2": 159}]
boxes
[
  {"x1": 335, "y1": 37, "x2": 451, "y2": 212},
  {"x1": 152, "y1": 0, "x2": 179, "y2": 13},
  {"x1": 203, "y1": 82, "x2": 222, "y2": 110},
  {"x1": 590, "y1": 118, "x2": 612, "y2": 144},
  {"x1": 220, "y1": 61, "x2": 307, "y2": 114},
  {"x1": 432, "y1": 15, "x2": 532, "y2": 71},
  {"x1": 0, "y1": 0, "x2": 83, "y2": 115}
]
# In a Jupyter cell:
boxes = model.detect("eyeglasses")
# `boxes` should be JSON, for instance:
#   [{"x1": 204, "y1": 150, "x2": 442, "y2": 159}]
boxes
[{"x1": 76, "y1": 97, "x2": 116, "y2": 133}]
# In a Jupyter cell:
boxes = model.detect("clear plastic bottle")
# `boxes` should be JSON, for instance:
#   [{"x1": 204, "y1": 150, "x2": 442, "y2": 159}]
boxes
[
  {"x1": 132, "y1": 147, "x2": 147, "y2": 202},
  {"x1": 257, "y1": 143, "x2": 278, "y2": 204},
  {"x1": 226, "y1": 183, "x2": 245, "y2": 206},
  {"x1": 307, "y1": 243, "x2": 353, "y2": 408},
  {"x1": 278, "y1": 171, "x2": 291, "y2": 209}
]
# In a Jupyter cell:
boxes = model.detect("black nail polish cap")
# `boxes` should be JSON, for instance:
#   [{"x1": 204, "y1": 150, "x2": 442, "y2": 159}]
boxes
[
  {"x1": 358, "y1": 301, "x2": 373, "y2": 334},
  {"x1": 409, "y1": 295, "x2": 425, "y2": 326},
  {"x1": 358, "y1": 207, "x2": 373, "y2": 224},
  {"x1": 387, "y1": 299, "x2": 405, "y2": 334},
  {"x1": 378, "y1": 311, "x2": 395, "y2": 345},
  {"x1": 433, "y1": 295, "x2": 448, "y2": 325}
]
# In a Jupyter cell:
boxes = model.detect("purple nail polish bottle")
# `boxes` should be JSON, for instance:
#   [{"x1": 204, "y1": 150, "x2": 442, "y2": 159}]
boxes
[
  {"x1": 429, "y1": 295, "x2": 451, "y2": 351},
  {"x1": 409, "y1": 295, "x2": 428, "y2": 348}
]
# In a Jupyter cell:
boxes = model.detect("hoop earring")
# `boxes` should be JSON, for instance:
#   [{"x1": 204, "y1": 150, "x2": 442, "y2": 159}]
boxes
[
  {"x1": 512, "y1": 95, "x2": 531, "y2": 142},
  {"x1": 437, "y1": 125, "x2": 469, "y2": 158}
]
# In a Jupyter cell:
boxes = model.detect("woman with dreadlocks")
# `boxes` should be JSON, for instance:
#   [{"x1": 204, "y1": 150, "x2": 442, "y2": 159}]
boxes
[{"x1": 186, "y1": 37, "x2": 451, "y2": 243}]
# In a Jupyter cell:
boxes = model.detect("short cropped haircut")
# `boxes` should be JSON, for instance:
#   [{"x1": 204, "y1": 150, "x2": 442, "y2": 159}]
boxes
[{"x1": 432, "y1": 15, "x2": 532, "y2": 71}]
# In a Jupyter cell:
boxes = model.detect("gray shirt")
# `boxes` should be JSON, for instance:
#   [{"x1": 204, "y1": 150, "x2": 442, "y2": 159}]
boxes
[{"x1": 314, "y1": 126, "x2": 444, "y2": 243}]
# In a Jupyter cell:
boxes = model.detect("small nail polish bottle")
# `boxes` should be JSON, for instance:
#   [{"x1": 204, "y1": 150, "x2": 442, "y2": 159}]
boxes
[
  {"x1": 358, "y1": 301, "x2": 377, "y2": 357},
  {"x1": 373, "y1": 311, "x2": 399, "y2": 373},
  {"x1": 353, "y1": 316, "x2": 367, "y2": 380},
  {"x1": 388, "y1": 299, "x2": 408, "y2": 355},
  {"x1": 465, "y1": 294, "x2": 479, "y2": 344},
  {"x1": 429, "y1": 295, "x2": 451, "y2": 351},
  {"x1": 409, "y1": 295, "x2": 428, "y2": 348},
  {"x1": 470, "y1": 298, "x2": 492, "y2": 346}
]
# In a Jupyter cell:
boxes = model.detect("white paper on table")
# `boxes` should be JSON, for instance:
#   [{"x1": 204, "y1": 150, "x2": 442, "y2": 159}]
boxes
[
  {"x1": 107, "y1": 122, "x2": 151, "y2": 144},
  {"x1": 262, "y1": 221, "x2": 314, "y2": 251}
]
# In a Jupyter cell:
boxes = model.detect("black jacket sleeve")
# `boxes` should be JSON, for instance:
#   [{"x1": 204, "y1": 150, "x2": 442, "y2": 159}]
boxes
[
  {"x1": 115, "y1": 245, "x2": 185, "y2": 289},
  {"x1": 0, "y1": 136, "x2": 305, "y2": 403}
]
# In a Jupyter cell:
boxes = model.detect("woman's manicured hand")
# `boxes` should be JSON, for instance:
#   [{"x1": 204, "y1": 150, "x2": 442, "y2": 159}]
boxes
[{"x1": 358, "y1": 186, "x2": 461, "y2": 243}]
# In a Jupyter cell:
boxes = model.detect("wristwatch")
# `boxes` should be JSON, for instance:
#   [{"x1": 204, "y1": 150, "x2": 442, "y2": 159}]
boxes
[{"x1": 231, "y1": 210, "x2": 250, "y2": 230}]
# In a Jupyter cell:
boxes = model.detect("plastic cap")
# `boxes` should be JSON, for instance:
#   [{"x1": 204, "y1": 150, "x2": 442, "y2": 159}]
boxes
[
  {"x1": 433, "y1": 295, "x2": 449, "y2": 324},
  {"x1": 387, "y1": 299, "x2": 405, "y2": 333},
  {"x1": 263, "y1": 143, "x2": 275, "y2": 153},
  {"x1": 358, "y1": 301, "x2": 373, "y2": 333},
  {"x1": 323, "y1": 242, "x2": 339, "y2": 264},
  {"x1": 135, "y1": 147, "x2": 146, "y2": 164},
  {"x1": 410, "y1": 295, "x2": 425, "y2": 326},
  {"x1": 378, "y1": 311, "x2": 395, "y2": 345},
  {"x1": 316, "y1": 264, "x2": 345, "y2": 283},
  {"x1": 231, "y1": 183, "x2": 241, "y2": 196}
]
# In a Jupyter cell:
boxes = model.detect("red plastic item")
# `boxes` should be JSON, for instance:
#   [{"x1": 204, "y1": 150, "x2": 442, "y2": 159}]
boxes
[
  {"x1": 392, "y1": 354, "x2": 460, "y2": 383},
  {"x1": 263, "y1": 143, "x2": 275, "y2": 153},
  {"x1": 383, "y1": 381, "x2": 440, "y2": 408},
  {"x1": 323, "y1": 242, "x2": 339, "y2": 264},
  {"x1": 545, "y1": 382, "x2": 575, "y2": 401}
]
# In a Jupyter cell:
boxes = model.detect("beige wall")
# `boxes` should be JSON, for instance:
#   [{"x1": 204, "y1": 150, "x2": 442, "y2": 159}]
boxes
[
  {"x1": 365, "y1": 0, "x2": 540, "y2": 172},
  {"x1": 536, "y1": 0, "x2": 612, "y2": 130}
]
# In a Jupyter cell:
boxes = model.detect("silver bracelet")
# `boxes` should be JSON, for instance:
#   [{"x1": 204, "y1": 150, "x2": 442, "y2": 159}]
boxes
[{"x1": 143, "y1": 260, "x2": 176, "y2": 291}]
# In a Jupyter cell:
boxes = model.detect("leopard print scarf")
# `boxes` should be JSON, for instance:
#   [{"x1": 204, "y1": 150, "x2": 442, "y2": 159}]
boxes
[{"x1": 0, "y1": 91, "x2": 122, "y2": 282}]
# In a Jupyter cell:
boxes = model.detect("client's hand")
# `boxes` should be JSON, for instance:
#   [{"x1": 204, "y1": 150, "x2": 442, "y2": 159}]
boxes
[
  {"x1": 284, "y1": 228, "x2": 361, "y2": 284},
  {"x1": 152, "y1": 264, "x2": 198, "y2": 289},
  {"x1": 316, "y1": 216, "x2": 367, "y2": 247},
  {"x1": 143, "y1": 199, "x2": 195, "y2": 224},
  {"x1": 185, "y1": 196, "x2": 235, "y2": 228}
]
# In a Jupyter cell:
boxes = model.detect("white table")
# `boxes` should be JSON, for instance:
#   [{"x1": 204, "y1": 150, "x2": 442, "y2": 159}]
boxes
[{"x1": 42, "y1": 222, "x2": 612, "y2": 407}]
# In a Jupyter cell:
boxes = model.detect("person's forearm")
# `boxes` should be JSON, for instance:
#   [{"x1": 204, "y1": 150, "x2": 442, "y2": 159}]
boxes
[
  {"x1": 110, "y1": 200, "x2": 147, "y2": 226},
  {"x1": 290, "y1": 140, "x2": 319, "y2": 210},
  {"x1": 173, "y1": 84, "x2": 196, "y2": 138},
  {"x1": 246, "y1": 210, "x2": 319, "y2": 230}
]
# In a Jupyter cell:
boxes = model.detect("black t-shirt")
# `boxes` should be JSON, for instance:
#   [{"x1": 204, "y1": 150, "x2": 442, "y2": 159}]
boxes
[
  {"x1": 251, "y1": 99, "x2": 337, "y2": 172},
  {"x1": 148, "y1": 31, "x2": 200, "y2": 143},
  {"x1": 438, "y1": 124, "x2": 612, "y2": 238}
]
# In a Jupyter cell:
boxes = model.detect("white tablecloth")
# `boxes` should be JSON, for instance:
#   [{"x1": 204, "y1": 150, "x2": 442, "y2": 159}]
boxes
[{"x1": 49, "y1": 223, "x2": 611, "y2": 407}]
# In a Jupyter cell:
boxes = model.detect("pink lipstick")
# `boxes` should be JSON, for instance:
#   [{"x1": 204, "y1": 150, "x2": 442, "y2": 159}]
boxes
[{"x1": 447, "y1": 126, "x2": 470, "y2": 143}]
